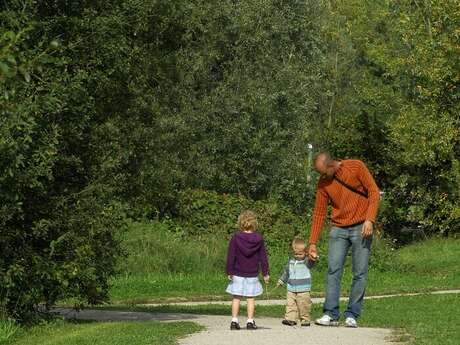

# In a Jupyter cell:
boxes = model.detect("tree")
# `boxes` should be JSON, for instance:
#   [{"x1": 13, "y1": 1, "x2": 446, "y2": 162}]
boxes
[
  {"x1": 0, "y1": 2, "x2": 125, "y2": 320},
  {"x1": 318, "y1": 0, "x2": 460, "y2": 238}
]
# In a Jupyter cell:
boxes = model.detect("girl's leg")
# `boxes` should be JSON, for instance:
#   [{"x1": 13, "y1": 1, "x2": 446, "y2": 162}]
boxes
[
  {"x1": 231, "y1": 296, "x2": 241, "y2": 318},
  {"x1": 246, "y1": 297, "x2": 255, "y2": 320}
]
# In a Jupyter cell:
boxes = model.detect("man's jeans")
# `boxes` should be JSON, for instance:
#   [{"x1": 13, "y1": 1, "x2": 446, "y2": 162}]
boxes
[{"x1": 323, "y1": 223, "x2": 372, "y2": 320}]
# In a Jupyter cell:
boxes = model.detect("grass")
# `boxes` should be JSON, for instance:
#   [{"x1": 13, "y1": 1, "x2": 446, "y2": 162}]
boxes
[
  {"x1": 109, "y1": 221, "x2": 460, "y2": 303},
  {"x1": 97, "y1": 293, "x2": 460, "y2": 345},
  {"x1": 0, "y1": 319, "x2": 20, "y2": 345},
  {"x1": 110, "y1": 273, "x2": 228, "y2": 302},
  {"x1": 9, "y1": 319, "x2": 202, "y2": 345},
  {"x1": 360, "y1": 294, "x2": 459, "y2": 345}
]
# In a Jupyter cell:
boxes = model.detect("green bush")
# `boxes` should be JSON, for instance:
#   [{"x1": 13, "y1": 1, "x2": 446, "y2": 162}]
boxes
[
  {"x1": 0, "y1": 20, "x2": 127, "y2": 320},
  {"x1": 176, "y1": 189, "x2": 309, "y2": 252},
  {"x1": 0, "y1": 190, "x2": 127, "y2": 321}
]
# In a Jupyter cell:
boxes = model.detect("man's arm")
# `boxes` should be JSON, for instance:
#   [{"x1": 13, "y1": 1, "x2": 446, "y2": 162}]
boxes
[
  {"x1": 357, "y1": 161, "x2": 380, "y2": 237},
  {"x1": 357, "y1": 161, "x2": 380, "y2": 222},
  {"x1": 308, "y1": 185, "x2": 329, "y2": 245},
  {"x1": 308, "y1": 185, "x2": 328, "y2": 261}
]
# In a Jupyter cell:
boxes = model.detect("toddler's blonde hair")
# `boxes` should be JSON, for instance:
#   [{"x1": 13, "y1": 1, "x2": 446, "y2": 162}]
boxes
[
  {"x1": 237, "y1": 210, "x2": 258, "y2": 232},
  {"x1": 292, "y1": 237, "x2": 306, "y2": 251}
]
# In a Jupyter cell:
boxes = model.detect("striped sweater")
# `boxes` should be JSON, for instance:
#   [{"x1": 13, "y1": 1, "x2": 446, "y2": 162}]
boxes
[
  {"x1": 309, "y1": 159, "x2": 380, "y2": 245},
  {"x1": 278, "y1": 258, "x2": 314, "y2": 292}
]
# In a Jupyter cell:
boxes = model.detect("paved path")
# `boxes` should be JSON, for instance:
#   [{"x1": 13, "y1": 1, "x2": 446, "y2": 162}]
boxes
[{"x1": 54, "y1": 308, "x2": 397, "y2": 345}]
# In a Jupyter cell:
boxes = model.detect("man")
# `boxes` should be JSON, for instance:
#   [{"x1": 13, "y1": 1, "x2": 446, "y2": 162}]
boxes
[{"x1": 308, "y1": 152, "x2": 380, "y2": 328}]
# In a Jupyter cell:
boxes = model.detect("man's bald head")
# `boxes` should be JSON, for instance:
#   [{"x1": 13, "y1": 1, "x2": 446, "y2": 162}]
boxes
[{"x1": 314, "y1": 152, "x2": 337, "y2": 178}]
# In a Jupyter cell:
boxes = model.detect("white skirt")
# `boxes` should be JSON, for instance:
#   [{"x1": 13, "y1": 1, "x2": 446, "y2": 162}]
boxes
[{"x1": 226, "y1": 275, "x2": 263, "y2": 297}]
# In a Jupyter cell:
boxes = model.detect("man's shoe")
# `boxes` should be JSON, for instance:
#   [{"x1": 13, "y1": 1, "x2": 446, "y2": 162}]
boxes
[
  {"x1": 315, "y1": 314, "x2": 339, "y2": 327},
  {"x1": 230, "y1": 321, "x2": 240, "y2": 330},
  {"x1": 300, "y1": 321, "x2": 311, "y2": 327},
  {"x1": 345, "y1": 317, "x2": 358, "y2": 328},
  {"x1": 282, "y1": 319, "x2": 297, "y2": 326},
  {"x1": 246, "y1": 321, "x2": 258, "y2": 330}
]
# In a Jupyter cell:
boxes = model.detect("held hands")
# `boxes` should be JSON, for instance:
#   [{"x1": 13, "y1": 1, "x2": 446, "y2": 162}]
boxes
[
  {"x1": 308, "y1": 244, "x2": 319, "y2": 261},
  {"x1": 362, "y1": 220, "x2": 373, "y2": 237},
  {"x1": 228, "y1": 275, "x2": 233, "y2": 281}
]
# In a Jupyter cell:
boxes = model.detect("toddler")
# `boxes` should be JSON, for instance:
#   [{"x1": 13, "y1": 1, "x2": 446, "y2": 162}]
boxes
[
  {"x1": 226, "y1": 210, "x2": 269, "y2": 330},
  {"x1": 277, "y1": 237, "x2": 314, "y2": 326}
]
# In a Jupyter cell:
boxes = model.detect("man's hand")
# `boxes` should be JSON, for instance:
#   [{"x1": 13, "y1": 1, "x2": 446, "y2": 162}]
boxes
[
  {"x1": 308, "y1": 244, "x2": 318, "y2": 261},
  {"x1": 228, "y1": 275, "x2": 233, "y2": 281},
  {"x1": 362, "y1": 220, "x2": 373, "y2": 237},
  {"x1": 263, "y1": 275, "x2": 270, "y2": 284}
]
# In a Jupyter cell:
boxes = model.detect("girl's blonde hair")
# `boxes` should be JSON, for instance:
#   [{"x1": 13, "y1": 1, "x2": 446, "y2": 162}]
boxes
[{"x1": 237, "y1": 210, "x2": 258, "y2": 232}]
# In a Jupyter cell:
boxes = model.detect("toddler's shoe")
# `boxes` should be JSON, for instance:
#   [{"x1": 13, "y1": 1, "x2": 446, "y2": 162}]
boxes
[
  {"x1": 282, "y1": 319, "x2": 297, "y2": 326},
  {"x1": 230, "y1": 321, "x2": 240, "y2": 330},
  {"x1": 300, "y1": 321, "x2": 311, "y2": 327},
  {"x1": 246, "y1": 321, "x2": 258, "y2": 330}
]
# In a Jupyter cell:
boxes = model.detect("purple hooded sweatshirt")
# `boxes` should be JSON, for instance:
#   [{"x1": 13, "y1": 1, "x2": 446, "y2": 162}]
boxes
[{"x1": 226, "y1": 231, "x2": 269, "y2": 277}]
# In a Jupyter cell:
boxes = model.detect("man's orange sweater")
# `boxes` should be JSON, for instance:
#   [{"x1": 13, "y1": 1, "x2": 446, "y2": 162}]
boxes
[{"x1": 309, "y1": 160, "x2": 380, "y2": 245}]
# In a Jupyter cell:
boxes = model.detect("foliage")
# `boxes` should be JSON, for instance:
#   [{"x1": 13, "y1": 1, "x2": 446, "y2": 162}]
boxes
[
  {"x1": 0, "y1": 0, "x2": 324, "y2": 221},
  {"x1": 0, "y1": 2, "x2": 126, "y2": 321},
  {"x1": 369, "y1": 0, "x2": 460, "y2": 238},
  {"x1": 176, "y1": 189, "x2": 308, "y2": 251},
  {"x1": 94, "y1": 0, "x2": 326, "y2": 216}
]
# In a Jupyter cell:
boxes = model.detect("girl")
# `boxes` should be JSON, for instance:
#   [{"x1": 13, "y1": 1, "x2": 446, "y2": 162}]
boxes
[{"x1": 226, "y1": 210, "x2": 269, "y2": 330}]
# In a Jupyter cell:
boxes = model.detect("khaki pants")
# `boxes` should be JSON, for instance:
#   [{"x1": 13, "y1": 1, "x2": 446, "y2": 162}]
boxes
[{"x1": 285, "y1": 291, "x2": 311, "y2": 322}]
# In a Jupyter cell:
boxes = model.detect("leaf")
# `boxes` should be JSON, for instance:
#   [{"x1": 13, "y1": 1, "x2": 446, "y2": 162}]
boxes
[
  {"x1": 0, "y1": 61, "x2": 15, "y2": 77},
  {"x1": 6, "y1": 56, "x2": 16, "y2": 65},
  {"x1": 18, "y1": 65, "x2": 31, "y2": 82},
  {"x1": 49, "y1": 40, "x2": 59, "y2": 48},
  {"x1": 2, "y1": 31, "x2": 16, "y2": 42},
  {"x1": 0, "y1": 61, "x2": 9, "y2": 75}
]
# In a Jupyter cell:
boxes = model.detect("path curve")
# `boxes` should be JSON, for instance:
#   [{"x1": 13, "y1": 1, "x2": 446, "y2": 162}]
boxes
[{"x1": 54, "y1": 308, "x2": 398, "y2": 345}]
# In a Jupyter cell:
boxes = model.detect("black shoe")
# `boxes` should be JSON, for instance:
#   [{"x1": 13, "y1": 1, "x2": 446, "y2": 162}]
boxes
[
  {"x1": 246, "y1": 321, "x2": 257, "y2": 330},
  {"x1": 282, "y1": 319, "x2": 297, "y2": 326},
  {"x1": 301, "y1": 321, "x2": 311, "y2": 327},
  {"x1": 230, "y1": 321, "x2": 240, "y2": 330}
]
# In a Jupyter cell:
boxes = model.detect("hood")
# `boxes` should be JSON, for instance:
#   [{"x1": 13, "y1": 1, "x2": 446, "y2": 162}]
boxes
[
  {"x1": 293, "y1": 257, "x2": 308, "y2": 264},
  {"x1": 234, "y1": 231, "x2": 263, "y2": 257}
]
